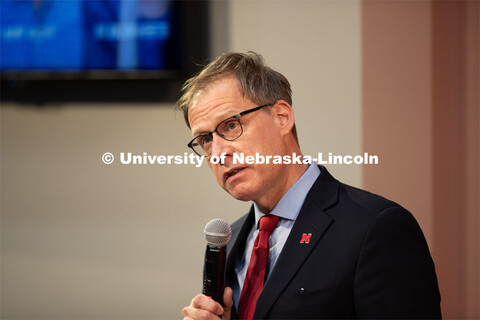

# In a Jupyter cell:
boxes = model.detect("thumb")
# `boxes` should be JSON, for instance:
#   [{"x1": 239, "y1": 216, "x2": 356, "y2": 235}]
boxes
[{"x1": 222, "y1": 287, "x2": 234, "y2": 320}]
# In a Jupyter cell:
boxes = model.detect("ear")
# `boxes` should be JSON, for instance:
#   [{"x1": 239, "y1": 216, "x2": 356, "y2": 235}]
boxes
[{"x1": 271, "y1": 100, "x2": 295, "y2": 137}]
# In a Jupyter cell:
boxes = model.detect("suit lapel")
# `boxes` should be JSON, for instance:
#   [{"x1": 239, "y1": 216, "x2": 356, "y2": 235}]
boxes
[
  {"x1": 253, "y1": 166, "x2": 340, "y2": 319},
  {"x1": 224, "y1": 207, "x2": 255, "y2": 320},
  {"x1": 226, "y1": 207, "x2": 255, "y2": 280}
]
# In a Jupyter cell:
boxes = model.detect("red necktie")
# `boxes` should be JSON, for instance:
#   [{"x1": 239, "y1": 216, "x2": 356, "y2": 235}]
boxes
[{"x1": 238, "y1": 214, "x2": 280, "y2": 320}]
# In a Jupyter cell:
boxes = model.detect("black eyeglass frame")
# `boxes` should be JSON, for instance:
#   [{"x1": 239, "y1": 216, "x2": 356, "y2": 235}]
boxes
[{"x1": 187, "y1": 103, "x2": 274, "y2": 157}]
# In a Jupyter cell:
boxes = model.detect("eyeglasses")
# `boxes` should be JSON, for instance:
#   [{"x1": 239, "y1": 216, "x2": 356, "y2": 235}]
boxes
[{"x1": 187, "y1": 104, "x2": 273, "y2": 157}]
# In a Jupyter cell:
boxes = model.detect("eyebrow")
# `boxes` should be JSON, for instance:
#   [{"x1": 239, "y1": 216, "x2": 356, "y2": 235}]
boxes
[{"x1": 192, "y1": 109, "x2": 239, "y2": 137}]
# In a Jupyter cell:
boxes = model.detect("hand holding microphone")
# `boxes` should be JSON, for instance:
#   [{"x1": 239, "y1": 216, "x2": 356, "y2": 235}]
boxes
[{"x1": 182, "y1": 219, "x2": 234, "y2": 320}]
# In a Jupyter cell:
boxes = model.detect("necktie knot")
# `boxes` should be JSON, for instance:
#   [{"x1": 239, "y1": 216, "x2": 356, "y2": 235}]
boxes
[{"x1": 258, "y1": 214, "x2": 279, "y2": 235}]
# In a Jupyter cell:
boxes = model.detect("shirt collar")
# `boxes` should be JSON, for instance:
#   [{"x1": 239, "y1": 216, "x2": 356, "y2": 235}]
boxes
[{"x1": 253, "y1": 163, "x2": 321, "y2": 228}]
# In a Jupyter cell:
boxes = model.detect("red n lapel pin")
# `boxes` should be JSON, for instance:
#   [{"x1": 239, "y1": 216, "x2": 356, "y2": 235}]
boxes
[{"x1": 300, "y1": 233, "x2": 312, "y2": 244}]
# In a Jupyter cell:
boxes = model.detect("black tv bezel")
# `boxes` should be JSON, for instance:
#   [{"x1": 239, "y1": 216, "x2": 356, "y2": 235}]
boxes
[{"x1": 0, "y1": 1, "x2": 210, "y2": 104}]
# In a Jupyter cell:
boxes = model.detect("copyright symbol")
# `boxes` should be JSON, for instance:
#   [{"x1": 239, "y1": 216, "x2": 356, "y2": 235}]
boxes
[{"x1": 102, "y1": 152, "x2": 114, "y2": 164}]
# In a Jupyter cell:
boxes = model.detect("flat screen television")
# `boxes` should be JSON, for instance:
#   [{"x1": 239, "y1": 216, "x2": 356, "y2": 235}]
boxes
[{"x1": 0, "y1": 0, "x2": 209, "y2": 103}]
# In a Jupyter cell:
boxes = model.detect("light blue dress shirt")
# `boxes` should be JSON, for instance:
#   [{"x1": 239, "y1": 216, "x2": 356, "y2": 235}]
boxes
[{"x1": 232, "y1": 163, "x2": 321, "y2": 309}]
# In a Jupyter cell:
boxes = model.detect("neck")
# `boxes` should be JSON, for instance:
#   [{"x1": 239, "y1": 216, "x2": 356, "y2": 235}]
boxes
[{"x1": 254, "y1": 156, "x2": 309, "y2": 213}]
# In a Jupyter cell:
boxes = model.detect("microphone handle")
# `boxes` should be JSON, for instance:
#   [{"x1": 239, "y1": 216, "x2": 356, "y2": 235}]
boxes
[{"x1": 203, "y1": 245, "x2": 226, "y2": 305}]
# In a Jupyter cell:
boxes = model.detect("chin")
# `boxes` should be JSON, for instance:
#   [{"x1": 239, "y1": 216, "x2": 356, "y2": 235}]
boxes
[
  {"x1": 224, "y1": 186, "x2": 257, "y2": 202},
  {"x1": 229, "y1": 193, "x2": 253, "y2": 202}
]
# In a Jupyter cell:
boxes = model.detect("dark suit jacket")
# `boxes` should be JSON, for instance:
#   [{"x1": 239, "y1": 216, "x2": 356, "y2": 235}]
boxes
[{"x1": 225, "y1": 166, "x2": 441, "y2": 319}]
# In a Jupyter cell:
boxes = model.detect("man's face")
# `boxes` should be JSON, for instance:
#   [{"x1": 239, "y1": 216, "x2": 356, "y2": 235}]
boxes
[{"x1": 188, "y1": 76, "x2": 287, "y2": 203}]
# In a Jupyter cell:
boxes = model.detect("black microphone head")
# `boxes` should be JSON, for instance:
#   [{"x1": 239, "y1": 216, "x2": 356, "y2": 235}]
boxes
[{"x1": 204, "y1": 219, "x2": 232, "y2": 247}]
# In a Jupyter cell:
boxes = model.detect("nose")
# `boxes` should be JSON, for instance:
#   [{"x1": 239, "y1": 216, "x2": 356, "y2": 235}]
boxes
[{"x1": 210, "y1": 133, "x2": 234, "y2": 160}]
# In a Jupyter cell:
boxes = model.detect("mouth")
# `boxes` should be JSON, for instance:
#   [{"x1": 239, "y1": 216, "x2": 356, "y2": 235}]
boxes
[{"x1": 224, "y1": 167, "x2": 247, "y2": 182}]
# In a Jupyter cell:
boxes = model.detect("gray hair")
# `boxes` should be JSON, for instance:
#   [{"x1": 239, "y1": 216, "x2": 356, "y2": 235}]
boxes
[{"x1": 176, "y1": 51, "x2": 298, "y2": 143}]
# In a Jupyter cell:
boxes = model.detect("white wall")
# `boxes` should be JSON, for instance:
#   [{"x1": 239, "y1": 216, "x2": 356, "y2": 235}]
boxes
[
  {"x1": 0, "y1": 1, "x2": 361, "y2": 318},
  {"x1": 1, "y1": 104, "x2": 249, "y2": 318},
  {"x1": 229, "y1": 0, "x2": 361, "y2": 185}
]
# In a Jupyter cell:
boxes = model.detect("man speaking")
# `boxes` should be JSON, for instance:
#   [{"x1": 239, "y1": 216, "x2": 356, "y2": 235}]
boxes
[{"x1": 178, "y1": 52, "x2": 441, "y2": 319}]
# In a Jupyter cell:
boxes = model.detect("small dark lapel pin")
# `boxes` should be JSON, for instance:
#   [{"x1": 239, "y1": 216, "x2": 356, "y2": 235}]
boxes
[{"x1": 300, "y1": 233, "x2": 312, "y2": 244}]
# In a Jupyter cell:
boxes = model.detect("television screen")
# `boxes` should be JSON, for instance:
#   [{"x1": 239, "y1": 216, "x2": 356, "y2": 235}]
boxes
[{"x1": 0, "y1": 0, "x2": 209, "y2": 103}]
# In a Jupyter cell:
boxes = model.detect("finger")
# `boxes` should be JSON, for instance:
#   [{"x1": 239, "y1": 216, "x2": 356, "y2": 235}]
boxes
[
  {"x1": 182, "y1": 306, "x2": 190, "y2": 318},
  {"x1": 182, "y1": 305, "x2": 221, "y2": 320},
  {"x1": 222, "y1": 287, "x2": 234, "y2": 320},
  {"x1": 191, "y1": 294, "x2": 224, "y2": 315}
]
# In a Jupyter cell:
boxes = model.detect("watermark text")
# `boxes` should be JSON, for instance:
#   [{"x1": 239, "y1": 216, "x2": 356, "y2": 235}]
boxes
[{"x1": 102, "y1": 152, "x2": 378, "y2": 166}]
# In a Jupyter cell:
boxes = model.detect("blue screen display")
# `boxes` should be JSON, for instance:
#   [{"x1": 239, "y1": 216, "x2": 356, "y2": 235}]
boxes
[{"x1": 0, "y1": 0, "x2": 177, "y2": 71}]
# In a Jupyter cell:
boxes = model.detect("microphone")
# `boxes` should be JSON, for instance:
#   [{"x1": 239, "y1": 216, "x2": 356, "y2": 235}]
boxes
[{"x1": 203, "y1": 218, "x2": 232, "y2": 305}]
